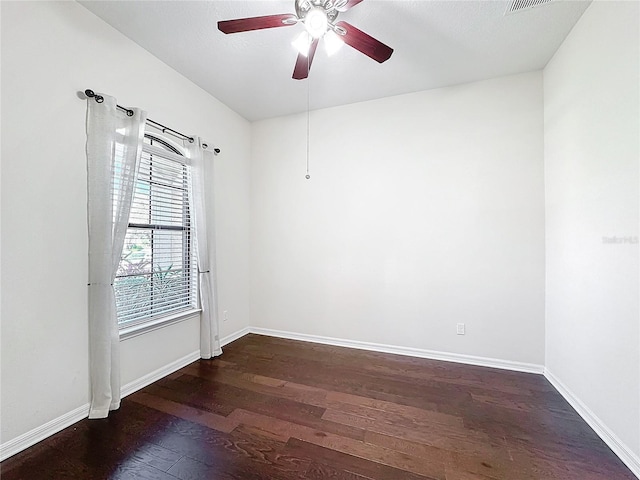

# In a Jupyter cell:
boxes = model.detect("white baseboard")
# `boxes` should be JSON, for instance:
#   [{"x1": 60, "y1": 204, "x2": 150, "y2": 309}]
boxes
[
  {"x1": 121, "y1": 350, "x2": 201, "y2": 398},
  {"x1": 249, "y1": 327, "x2": 545, "y2": 374},
  {"x1": 1, "y1": 350, "x2": 201, "y2": 462},
  {"x1": 220, "y1": 326, "x2": 251, "y2": 347},
  {"x1": 0, "y1": 331, "x2": 246, "y2": 462},
  {"x1": 544, "y1": 369, "x2": 640, "y2": 478},
  {"x1": 0, "y1": 403, "x2": 90, "y2": 462}
]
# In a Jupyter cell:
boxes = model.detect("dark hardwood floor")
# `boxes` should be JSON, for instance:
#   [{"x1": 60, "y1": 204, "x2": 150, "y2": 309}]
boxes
[{"x1": 1, "y1": 334, "x2": 635, "y2": 479}]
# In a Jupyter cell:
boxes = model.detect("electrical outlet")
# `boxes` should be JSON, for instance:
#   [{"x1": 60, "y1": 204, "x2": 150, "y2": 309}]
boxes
[
  {"x1": 456, "y1": 323, "x2": 465, "y2": 335},
  {"x1": 223, "y1": 310, "x2": 229, "y2": 322}
]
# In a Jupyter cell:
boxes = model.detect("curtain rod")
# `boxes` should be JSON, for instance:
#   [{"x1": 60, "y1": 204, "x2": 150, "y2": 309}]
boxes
[{"x1": 84, "y1": 89, "x2": 220, "y2": 154}]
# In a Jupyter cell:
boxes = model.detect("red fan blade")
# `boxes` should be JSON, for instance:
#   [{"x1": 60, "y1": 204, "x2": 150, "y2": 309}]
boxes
[
  {"x1": 335, "y1": 21, "x2": 393, "y2": 63},
  {"x1": 293, "y1": 38, "x2": 319, "y2": 80},
  {"x1": 336, "y1": 0, "x2": 364, "y2": 12},
  {"x1": 218, "y1": 14, "x2": 297, "y2": 34}
]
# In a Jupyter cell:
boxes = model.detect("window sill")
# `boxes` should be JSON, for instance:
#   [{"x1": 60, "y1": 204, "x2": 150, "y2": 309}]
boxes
[{"x1": 119, "y1": 309, "x2": 202, "y2": 341}]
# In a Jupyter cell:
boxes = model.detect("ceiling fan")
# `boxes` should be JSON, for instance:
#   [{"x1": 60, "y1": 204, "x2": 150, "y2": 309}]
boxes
[{"x1": 218, "y1": 0, "x2": 393, "y2": 80}]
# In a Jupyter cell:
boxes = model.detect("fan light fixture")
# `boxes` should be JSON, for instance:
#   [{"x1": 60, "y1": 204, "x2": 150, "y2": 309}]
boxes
[
  {"x1": 293, "y1": 30, "x2": 342, "y2": 57},
  {"x1": 324, "y1": 30, "x2": 343, "y2": 56},
  {"x1": 292, "y1": 31, "x2": 313, "y2": 56},
  {"x1": 304, "y1": 8, "x2": 328, "y2": 38}
]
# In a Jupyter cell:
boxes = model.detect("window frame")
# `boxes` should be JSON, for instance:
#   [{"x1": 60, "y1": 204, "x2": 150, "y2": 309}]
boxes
[{"x1": 116, "y1": 132, "x2": 200, "y2": 340}]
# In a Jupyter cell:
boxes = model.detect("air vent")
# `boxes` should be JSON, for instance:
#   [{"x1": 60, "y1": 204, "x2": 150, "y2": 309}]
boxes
[{"x1": 505, "y1": 0, "x2": 555, "y2": 15}]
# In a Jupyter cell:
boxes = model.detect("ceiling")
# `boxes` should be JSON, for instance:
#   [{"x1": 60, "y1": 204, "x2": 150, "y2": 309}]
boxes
[{"x1": 79, "y1": 0, "x2": 591, "y2": 121}]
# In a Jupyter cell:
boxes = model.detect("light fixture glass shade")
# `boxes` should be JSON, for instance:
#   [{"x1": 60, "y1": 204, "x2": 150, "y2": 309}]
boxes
[
  {"x1": 304, "y1": 8, "x2": 328, "y2": 38},
  {"x1": 324, "y1": 30, "x2": 344, "y2": 56},
  {"x1": 292, "y1": 31, "x2": 312, "y2": 56}
]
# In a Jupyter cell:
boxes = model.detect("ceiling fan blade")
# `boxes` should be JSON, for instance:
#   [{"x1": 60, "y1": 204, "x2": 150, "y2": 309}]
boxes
[
  {"x1": 218, "y1": 14, "x2": 297, "y2": 34},
  {"x1": 334, "y1": 21, "x2": 393, "y2": 63},
  {"x1": 336, "y1": 0, "x2": 364, "y2": 12},
  {"x1": 293, "y1": 38, "x2": 319, "y2": 80}
]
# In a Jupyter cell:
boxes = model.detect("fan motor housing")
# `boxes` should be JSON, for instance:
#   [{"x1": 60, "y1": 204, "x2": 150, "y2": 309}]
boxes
[{"x1": 296, "y1": 0, "x2": 339, "y2": 23}]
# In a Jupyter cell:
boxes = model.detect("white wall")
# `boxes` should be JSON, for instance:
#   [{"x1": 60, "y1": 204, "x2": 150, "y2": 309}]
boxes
[
  {"x1": 0, "y1": 1, "x2": 251, "y2": 447},
  {"x1": 544, "y1": 0, "x2": 640, "y2": 466},
  {"x1": 251, "y1": 72, "x2": 545, "y2": 366}
]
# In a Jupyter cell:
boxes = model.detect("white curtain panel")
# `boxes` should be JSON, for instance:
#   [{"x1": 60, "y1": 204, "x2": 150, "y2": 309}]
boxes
[
  {"x1": 86, "y1": 95, "x2": 147, "y2": 418},
  {"x1": 187, "y1": 138, "x2": 222, "y2": 358}
]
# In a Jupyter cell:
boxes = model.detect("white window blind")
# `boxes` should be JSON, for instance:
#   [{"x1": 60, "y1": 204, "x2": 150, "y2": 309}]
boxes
[{"x1": 114, "y1": 135, "x2": 198, "y2": 328}]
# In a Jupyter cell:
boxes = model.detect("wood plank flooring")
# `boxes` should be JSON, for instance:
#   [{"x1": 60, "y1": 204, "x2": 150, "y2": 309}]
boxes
[{"x1": 1, "y1": 334, "x2": 635, "y2": 479}]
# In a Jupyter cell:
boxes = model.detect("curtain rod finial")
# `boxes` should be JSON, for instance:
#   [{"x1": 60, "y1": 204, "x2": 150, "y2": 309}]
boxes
[{"x1": 84, "y1": 89, "x2": 104, "y2": 103}]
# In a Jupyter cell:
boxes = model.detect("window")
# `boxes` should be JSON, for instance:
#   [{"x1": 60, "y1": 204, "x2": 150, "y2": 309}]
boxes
[{"x1": 114, "y1": 134, "x2": 198, "y2": 332}]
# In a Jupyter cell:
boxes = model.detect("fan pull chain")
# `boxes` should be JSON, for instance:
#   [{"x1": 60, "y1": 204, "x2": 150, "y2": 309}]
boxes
[{"x1": 305, "y1": 53, "x2": 311, "y2": 180}]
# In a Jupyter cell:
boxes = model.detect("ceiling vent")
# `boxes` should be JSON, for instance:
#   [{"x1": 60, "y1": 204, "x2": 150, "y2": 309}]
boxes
[{"x1": 505, "y1": 0, "x2": 555, "y2": 15}]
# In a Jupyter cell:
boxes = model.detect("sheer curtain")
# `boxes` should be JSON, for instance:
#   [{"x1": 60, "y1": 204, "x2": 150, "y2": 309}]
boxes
[
  {"x1": 86, "y1": 95, "x2": 147, "y2": 418},
  {"x1": 187, "y1": 138, "x2": 222, "y2": 359}
]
